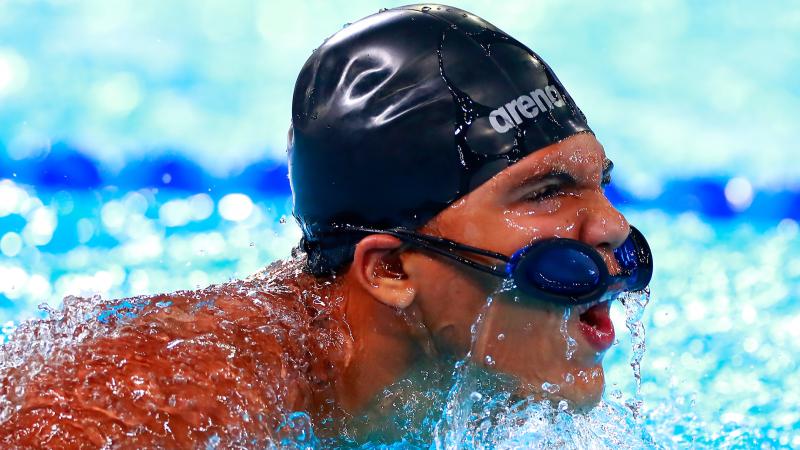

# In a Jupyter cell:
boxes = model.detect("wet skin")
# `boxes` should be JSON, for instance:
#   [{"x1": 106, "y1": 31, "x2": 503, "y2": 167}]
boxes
[
  {"x1": 0, "y1": 132, "x2": 628, "y2": 446},
  {"x1": 0, "y1": 267, "x2": 352, "y2": 447}
]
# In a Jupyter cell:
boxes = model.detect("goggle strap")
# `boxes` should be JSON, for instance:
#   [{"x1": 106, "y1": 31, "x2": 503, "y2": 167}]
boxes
[{"x1": 333, "y1": 225, "x2": 509, "y2": 277}]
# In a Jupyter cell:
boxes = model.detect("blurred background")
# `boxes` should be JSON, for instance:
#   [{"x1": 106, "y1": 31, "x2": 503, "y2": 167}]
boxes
[{"x1": 1, "y1": 0, "x2": 799, "y2": 445}]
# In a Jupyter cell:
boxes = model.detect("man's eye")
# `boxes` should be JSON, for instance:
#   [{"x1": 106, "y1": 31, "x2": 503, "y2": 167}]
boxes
[{"x1": 525, "y1": 180, "x2": 562, "y2": 201}]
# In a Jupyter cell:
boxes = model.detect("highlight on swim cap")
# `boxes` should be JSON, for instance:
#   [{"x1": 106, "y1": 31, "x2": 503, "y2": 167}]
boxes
[{"x1": 288, "y1": 4, "x2": 592, "y2": 276}]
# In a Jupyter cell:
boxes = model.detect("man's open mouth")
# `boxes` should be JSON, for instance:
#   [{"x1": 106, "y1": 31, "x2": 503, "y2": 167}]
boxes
[{"x1": 577, "y1": 301, "x2": 615, "y2": 352}]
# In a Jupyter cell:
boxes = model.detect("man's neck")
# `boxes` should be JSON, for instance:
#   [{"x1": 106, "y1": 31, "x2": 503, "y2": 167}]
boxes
[{"x1": 334, "y1": 281, "x2": 425, "y2": 413}]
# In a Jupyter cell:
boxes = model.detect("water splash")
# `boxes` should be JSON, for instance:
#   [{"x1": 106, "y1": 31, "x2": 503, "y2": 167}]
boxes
[
  {"x1": 0, "y1": 257, "x2": 351, "y2": 447},
  {"x1": 431, "y1": 279, "x2": 514, "y2": 449},
  {"x1": 619, "y1": 287, "x2": 651, "y2": 419},
  {"x1": 430, "y1": 393, "x2": 657, "y2": 449},
  {"x1": 431, "y1": 325, "x2": 490, "y2": 445},
  {"x1": 559, "y1": 308, "x2": 577, "y2": 360},
  {"x1": 275, "y1": 412, "x2": 319, "y2": 449},
  {"x1": 0, "y1": 295, "x2": 114, "y2": 422},
  {"x1": 428, "y1": 276, "x2": 658, "y2": 449},
  {"x1": 541, "y1": 382, "x2": 560, "y2": 394}
]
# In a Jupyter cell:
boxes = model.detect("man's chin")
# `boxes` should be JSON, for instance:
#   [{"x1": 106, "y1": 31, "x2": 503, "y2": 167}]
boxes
[
  {"x1": 515, "y1": 364, "x2": 606, "y2": 411},
  {"x1": 561, "y1": 366, "x2": 605, "y2": 411}
]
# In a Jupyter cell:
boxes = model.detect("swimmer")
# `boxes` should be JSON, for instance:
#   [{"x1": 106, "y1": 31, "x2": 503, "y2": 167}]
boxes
[{"x1": 0, "y1": 4, "x2": 652, "y2": 447}]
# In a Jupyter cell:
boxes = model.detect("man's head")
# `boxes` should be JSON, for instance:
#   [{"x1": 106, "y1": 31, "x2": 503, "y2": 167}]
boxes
[
  {"x1": 288, "y1": 4, "x2": 590, "y2": 276},
  {"x1": 287, "y1": 4, "x2": 632, "y2": 407}
]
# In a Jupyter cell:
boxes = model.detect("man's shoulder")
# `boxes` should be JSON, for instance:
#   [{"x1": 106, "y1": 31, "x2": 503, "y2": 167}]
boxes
[{"x1": 0, "y1": 265, "x2": 341, "y2": 447}]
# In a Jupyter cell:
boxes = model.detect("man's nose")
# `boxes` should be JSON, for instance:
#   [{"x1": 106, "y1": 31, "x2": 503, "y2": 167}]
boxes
[{"x1": 577, "y1": 192, "x2": 630, "y2": 268}]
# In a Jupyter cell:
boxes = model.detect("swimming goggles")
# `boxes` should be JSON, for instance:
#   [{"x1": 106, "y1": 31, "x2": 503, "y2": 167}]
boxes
[{"x1": 337, "y1": 225, "x2": 653, "y2": 306}]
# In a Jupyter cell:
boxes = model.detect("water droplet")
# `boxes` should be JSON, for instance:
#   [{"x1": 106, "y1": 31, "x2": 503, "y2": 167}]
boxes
[
  {"x1": 378, "y1": 7, "x2": 388, "y2": 12},
  {"x1": 421, "y1": 6, "x2": 431, "y2": 12},
  {"x1": 558, "y1": 400, "x2": 569, "y2": 411},
  {"x1": 2, "y1": 321, "x2": 17, "y2": 335},
  {"x1": 342, "y1": 22, "x2": 351, "y2": 28},
  {"x1": 276, "y1": 411, "x2": 319, "y2": 447},
  {"x1": 496, "y1": 333, "x2": 505, "y2": 341},
  {"x1": 560, "y1": 309, "x2": 577, "y2": 360},
  {"x1": 484, "y1": 355, "x2": 495, "y2": 366},
  {"x1": 279, "y1": 216, "x2": 287, "y2": 224},
  {"x1": 541, "y1": 382, "x2": 560, "y2": 394},
  {"x1": 469, "y1": 391, "x2": 483, "y2": 402},
  {"x1": 564, "y1": 373, "x2": 574, "y2": 384}
]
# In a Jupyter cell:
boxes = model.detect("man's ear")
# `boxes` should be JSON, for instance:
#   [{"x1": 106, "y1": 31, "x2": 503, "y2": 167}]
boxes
[{"x1": 351, "y1": 234, "x2": 416, "y2": 309}]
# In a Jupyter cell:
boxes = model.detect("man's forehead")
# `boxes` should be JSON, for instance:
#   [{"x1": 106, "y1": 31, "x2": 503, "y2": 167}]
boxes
[{"x1": 500, "y1": 134, "x2": 608, "y2": 183}]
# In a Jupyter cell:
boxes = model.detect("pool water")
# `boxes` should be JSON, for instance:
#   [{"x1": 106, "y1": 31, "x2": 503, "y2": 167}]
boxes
[{"x1": 1, "y1": 179, "x2": 799, "y2": 448}]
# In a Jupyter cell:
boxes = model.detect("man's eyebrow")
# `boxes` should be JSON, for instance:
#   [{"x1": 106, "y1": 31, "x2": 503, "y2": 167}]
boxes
[
  {"x1": 507, "y1": 170, "x2": 578, "y2": 199},
  {"x1": 601, "y1": 158, "x2": 614, "y2": 186},
  {"x1": 515, "y1": 168, "x2": 574, "y2": 189},
  {"x1": 512, "y1": 157, "x2": 612, "y2": 191}
]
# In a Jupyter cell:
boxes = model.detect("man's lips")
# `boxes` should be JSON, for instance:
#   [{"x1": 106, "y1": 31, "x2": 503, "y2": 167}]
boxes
[{"x1": 576, "y1": 301, "x2": 615, "y2": 352}]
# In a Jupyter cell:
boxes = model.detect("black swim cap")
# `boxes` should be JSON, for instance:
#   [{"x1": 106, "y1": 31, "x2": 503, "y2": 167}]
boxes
[{"x1": 288, "y1": 4, "x2": 592, "y2": 276}]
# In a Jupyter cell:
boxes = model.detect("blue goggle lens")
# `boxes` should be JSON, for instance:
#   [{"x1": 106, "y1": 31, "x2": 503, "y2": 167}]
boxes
[
  {"x1": 516, "y1": 244, "x2": 602, "y2": 296},
  {"x1": 509, "y1": 226, "x2": 653, "y2": 305}
]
